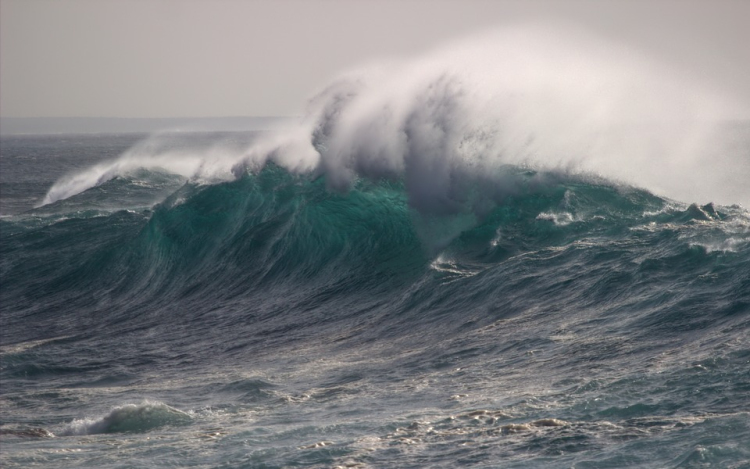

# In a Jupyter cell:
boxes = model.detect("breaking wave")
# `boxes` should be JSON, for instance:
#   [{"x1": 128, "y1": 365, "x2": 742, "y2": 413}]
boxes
[
  {"x1": 40, "y1": 25, "x2": 746, "y2": 213},
  {"x1": 60, "y1": 401, "x2": 192, "y2": 435}
]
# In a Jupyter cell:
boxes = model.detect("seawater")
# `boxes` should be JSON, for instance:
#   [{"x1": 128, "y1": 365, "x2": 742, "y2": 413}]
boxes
[{"x1": 1, "y1": 128, "x2": 749, "y2": 468}]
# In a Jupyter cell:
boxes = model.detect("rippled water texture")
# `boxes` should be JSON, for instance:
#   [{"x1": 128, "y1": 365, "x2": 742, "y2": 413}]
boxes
[{"x1": 1, "y1": 130, "x2": 749, "y2": 468}]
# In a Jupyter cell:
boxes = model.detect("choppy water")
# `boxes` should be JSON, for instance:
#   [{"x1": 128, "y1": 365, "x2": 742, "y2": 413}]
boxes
[{"x1": 1, "y1": 128, "x2": 749, "y2": 468}]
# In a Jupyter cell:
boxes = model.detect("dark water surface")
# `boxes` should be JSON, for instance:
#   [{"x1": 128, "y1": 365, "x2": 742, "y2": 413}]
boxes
[{"x1": 1, "y1": 132, "x2": 748, "y2": 468}]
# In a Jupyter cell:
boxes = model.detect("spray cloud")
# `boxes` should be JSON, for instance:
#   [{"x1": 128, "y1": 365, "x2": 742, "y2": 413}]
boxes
[{"x1": 43, "y1": 24, "x2": 746, "y2": 210}]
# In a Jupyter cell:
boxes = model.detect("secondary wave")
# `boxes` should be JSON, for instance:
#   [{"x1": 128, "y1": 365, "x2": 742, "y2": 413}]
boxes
[{"x1": 59, "y1": 401, "x2": 192, "y2": 435}]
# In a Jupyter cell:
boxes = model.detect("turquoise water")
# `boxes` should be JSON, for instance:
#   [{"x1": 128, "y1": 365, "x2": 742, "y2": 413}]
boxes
[{"x1": 1, "y1": 132, "x2": 749, "y2": 468}]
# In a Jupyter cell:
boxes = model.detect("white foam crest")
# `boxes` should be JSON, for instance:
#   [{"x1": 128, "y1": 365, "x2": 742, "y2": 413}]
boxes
[
  {"x1": 429, "y1": 254, "x2": 483, "y2": 279},
  {"x1": 41, "y1": 24, "x2": 745, "y2": 211},
  {"x1": 59, "y1": 400, "x2": 191, "y2": 435},
  {"x1": 238, "y1": 24, "x2": 743, "y2": 211},
  {"x1": 536, "y1": 211, "x2": 576, "y2": 226},
  {"x1": 0, "y1": 336, "x2": 70, "y2": 356},
  {"x1": 691, "y1": 237, "x2": 747, "y2": 254},
  {"x1": 38, "y1": 135, "x2": 246, "y2": 207}
]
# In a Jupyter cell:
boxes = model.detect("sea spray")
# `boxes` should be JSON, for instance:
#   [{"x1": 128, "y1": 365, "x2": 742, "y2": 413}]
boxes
[
  {"x1": 40, "y1": 25, "x2": 745, "y2": 213},
  {"x1": 276, "y1": 25, "x2": 736, "y2": 209},
  {"x1": 38, "y1": 131, "x2": 257, "y2": 206}
]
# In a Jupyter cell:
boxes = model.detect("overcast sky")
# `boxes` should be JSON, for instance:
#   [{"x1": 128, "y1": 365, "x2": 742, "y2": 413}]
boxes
[{"x1": 1, "y1": 0, "x2": 749, "y2": 118}]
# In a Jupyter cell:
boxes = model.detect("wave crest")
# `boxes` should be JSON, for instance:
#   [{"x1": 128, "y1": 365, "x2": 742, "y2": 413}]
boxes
[
  {"x1": 40, "y1": 25, "x2": 746, "y2": 212},
  {"x1": 60, "y1": 401, "x2": 192, "y2": 435}
]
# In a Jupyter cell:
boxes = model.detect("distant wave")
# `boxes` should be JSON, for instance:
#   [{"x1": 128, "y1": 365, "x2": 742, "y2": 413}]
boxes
[{"x1": 60, "y1": 401, "x2": 191, "y2": 435}]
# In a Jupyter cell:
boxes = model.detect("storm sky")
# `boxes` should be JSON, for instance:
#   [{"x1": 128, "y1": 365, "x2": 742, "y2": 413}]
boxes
[{"x1": 1, "y1": 0, "x2": 749, "y2": 118}]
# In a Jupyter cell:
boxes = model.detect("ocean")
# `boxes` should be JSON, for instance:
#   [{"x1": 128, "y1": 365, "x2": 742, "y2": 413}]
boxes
[
  {"x1": 1, "y1": 27, "x2": 750, "y2": 466},
  {"x1": 0, "y1": 125, "x2": 748, "y2": 468}
]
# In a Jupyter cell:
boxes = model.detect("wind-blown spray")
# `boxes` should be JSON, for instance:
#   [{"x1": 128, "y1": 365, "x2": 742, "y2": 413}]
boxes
[{"x1": 42, "y1": 25, "x2": 745, "y2": 209}]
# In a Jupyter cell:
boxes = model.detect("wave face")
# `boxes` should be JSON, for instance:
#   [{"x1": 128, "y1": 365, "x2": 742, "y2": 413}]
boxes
[
  {"x1": 2, "y1": 143, "x2": 749, "y2": 466},
  {"x1": 2, "y1": 26, "x2": 750, "y2": 469},
  {"x1": 7, "y1": 161, "x2": 748, "y2": 348},
  {"x1": 59, "y1": 401, "x2": 192, "y2": 436}
]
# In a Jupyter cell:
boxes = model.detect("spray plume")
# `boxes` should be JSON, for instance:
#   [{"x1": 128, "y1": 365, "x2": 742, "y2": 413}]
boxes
[{"x1": 42, "y1": 24, "x2": 745, "y2": 210}]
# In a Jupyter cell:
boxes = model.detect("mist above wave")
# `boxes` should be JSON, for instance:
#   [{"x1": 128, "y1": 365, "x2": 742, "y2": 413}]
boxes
[{"x1": 41, "y1": 24, "x2": 744, "y2": 211}]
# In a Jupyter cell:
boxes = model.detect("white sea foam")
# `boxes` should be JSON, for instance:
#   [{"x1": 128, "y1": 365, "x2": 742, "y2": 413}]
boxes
[
  {"x1": 429, "y1": 254, "x2": 483, "y2": 280},
  {"x1": 237, "y1": 24, "x2": 740, "y2": 210},
  {"x1": 0, "y1": 336, "x2": 69, "y2": 356},
  {"x1": 59, "y1": 401, "x2": 192, "y2": 435},
  {"x1": 536, "y1": 211, "x2": 576, "y2": 226},
  {"x1": 690, "y1": 238, "x2": 746, "y2": 253},
  {"x1": 38, "y1": 133, "x2": 248, "y2": 207}
]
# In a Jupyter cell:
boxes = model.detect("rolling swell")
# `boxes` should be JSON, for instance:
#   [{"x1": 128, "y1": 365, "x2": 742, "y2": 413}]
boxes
[
  {"x1": 2, "y1": 162, "x2": 748, "y2": 355},
  {"x1": 2, "y1": 154, "x2": 749, "y2": 467},
  {"x1": 2, "y1": 164, "x2": 423, "y2": 347}
]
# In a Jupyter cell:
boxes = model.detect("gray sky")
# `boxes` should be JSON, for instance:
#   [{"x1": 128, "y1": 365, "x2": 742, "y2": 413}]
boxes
[{"x1": 1, "y1": 0, "x2": 749, "y2": 118}]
